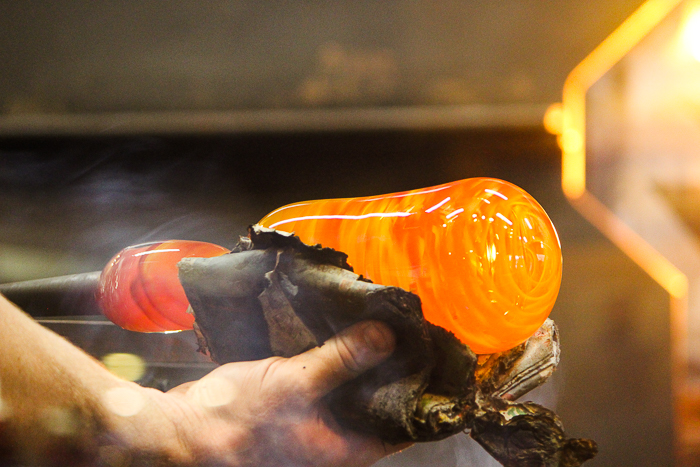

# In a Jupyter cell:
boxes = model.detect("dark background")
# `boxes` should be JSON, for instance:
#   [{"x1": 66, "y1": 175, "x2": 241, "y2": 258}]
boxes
[
  {"x1": 0, "y1": 1, "x2": 674, "y2": 465},
  {"x1": 1, "y1": 1, "x2": 644, "y2": 116},
  {"x1": 0, "y1": 129, "x2": 672, "y2": 467}
]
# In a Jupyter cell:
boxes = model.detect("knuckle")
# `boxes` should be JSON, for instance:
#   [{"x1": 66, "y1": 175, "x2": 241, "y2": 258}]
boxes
[
  {"x1": 258, "y1": 357, "x2": 286, "y2": 384},
  {"x1": 334, "y1": 337, "x2": 364, "y2": 375}
]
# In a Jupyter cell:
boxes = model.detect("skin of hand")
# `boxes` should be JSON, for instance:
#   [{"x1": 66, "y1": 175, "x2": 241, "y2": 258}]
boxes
[
  {"x1": 0, "y1": 294, "x2": 409, "y2": 466},
  {"x1": 163, "y1": 320, "x2": 409, "y2": 466}
]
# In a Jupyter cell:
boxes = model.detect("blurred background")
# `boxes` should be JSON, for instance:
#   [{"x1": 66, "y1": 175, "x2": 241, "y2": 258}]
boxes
[{"x1": 0, "y1": 1, "x2": 681, "y2": 465}]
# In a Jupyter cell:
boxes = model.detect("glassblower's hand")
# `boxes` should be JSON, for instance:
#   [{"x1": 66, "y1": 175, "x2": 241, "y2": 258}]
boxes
[
  {"x1": 161, "y1": 320, "x2": 409, "y2": 466},
  {"x1": 0, "y1": 293, "x2": 409, "y2": 467}
]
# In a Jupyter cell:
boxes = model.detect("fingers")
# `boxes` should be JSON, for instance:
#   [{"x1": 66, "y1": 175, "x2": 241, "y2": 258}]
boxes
[
  {"x1": 179, "y1": 321, "x2": 395, "y2": 410},
  {"x1": 290, "y1": 320, "x2": 395, "y2": 400}
]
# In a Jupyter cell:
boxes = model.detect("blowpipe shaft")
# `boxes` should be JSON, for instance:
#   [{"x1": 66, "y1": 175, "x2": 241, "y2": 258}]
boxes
[{"x1": 0, "y1": 272, "x2": 102, "y2": 317}]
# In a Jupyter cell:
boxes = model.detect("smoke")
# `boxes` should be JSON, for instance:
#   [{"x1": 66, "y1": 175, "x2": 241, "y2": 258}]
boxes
[
  {"x1": 0, "y1": 138, "x2": 265, "y2": 270},
  {"x1": 0, "y1": 136, "x2": 566, "y2": 466}
]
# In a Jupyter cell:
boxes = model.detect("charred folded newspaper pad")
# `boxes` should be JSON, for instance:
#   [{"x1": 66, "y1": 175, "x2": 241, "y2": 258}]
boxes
[{"x1": 177, "y1": 226, "x2": 597, "y2": 467}]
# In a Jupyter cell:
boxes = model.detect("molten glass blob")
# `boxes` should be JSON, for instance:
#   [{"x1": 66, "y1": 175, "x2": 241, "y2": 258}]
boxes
[
  {"x1": 258, "y1": 178, "x2": 562, "y2": 354},
  {"x1": 98, "y1": 240, "x2": 230, "y2": 332}
]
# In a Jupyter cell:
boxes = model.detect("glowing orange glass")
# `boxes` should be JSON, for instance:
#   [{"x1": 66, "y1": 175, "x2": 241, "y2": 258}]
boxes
[
  {"x1": 258, "y1": 178, "x2": 562, "y2": 354},
  {"x1": 98, "y1": 240, "x2": 230, "y2": 332}
]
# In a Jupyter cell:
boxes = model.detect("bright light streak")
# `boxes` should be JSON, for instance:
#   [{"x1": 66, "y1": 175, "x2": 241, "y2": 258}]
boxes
[
  {"x1": 486, "y1": 244, "x2": 497, "y2": 262},
  {"x1": 359, "y1": 185, "x2": 451, "y2": 202},
  {"x1": 485, "y1": 188, "x2": 508, "y2": 200},
  {"x1": 268, "y1": 212, "x2": 413, "y2": 228},
  {"x1": 263, "y1": 202, "x2": 313, "y2": 218},
  {"x1": 496, "y1": 212, "x2": 513, "y2": 225},
  {"x1": 425, "y1": 196, "x2": 451, "y2": 213},
  {"x1": 133, "y1": 249, "x2": 180, "y2": 257},
  {"x1": 524, "y1": 218, "x2": 533, "y2": 229},
  {"x1": 446, "y1": 208, "x2": 464, "y2": 219}
]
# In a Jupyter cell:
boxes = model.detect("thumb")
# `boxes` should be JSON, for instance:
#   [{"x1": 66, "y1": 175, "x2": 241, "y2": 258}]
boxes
[{"x1": 290, "y1": 320, "x2": 396, "y2": 400}]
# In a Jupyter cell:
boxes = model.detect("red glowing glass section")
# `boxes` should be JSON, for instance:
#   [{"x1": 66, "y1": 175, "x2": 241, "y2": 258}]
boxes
[
  {"x1": 98, "y1": 240, "x2": 230, "y2": 332},
  {"x1": 258, "y1": 178, "x2": 562, "y2": 354}
]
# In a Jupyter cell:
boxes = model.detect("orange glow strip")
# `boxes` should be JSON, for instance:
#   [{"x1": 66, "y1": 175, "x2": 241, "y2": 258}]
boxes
[
  {"x1": 560, "y1": 1, "x2": 690, "y2": 459},
  {"x1": 570, "y1": 193, "x2": 687, "y2": 298},
  {"x1": 561, "y1": 0, "x2": 683, "y2": 200},
  {"x1": 268, "y1": 211, "x2": 414, "y2": 229},
  {"x1": 570, "y1": 192, "x2": 689, "y2": 460}
]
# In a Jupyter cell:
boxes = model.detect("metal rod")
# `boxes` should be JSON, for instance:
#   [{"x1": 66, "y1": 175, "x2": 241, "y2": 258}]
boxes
[{"x1": 0, "y1": 271, "x2": 102, "y2": 317}]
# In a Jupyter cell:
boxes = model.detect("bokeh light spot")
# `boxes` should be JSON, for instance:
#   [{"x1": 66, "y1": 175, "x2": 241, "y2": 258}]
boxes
[
  {"x1": 682, "y1": 5, "x2": 700, "y2": 62},
  {"x1": 102, "y1": 353, "x2": 146, "y2": 382},
  {"x1": 102, "y1": 387, "x2": 146, "y2": 417}
]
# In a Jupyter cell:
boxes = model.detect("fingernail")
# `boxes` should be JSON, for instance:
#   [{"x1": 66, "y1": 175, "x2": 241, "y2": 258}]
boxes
[{"x1": 362, "y1": 321, "x2": 395, "y2": 354}]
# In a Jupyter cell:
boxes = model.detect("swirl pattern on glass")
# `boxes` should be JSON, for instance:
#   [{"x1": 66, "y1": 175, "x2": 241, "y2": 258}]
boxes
[
  {"x1": 98, "y1": 240, "x2": 230, "y2": 332},
  {"x1": 258, "y1": 178, "x2": 562, "y2": 354}
]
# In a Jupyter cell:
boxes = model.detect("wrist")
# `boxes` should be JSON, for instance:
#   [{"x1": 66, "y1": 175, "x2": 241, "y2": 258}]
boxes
[
  {"x1": 99, "y1": 383, "x2": 193, "y2": 464},
  {"x1": 100, "y1": 381, "x2": 256, "y2": 466}
]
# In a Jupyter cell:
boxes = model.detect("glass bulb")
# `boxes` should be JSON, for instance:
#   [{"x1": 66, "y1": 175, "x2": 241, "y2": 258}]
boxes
[
  {"x1": 258, "y1": 178, "x2": 562, "y2": 354},
  {"x1": 98, "y1": 240, "x2": 230, "y2": 332}
]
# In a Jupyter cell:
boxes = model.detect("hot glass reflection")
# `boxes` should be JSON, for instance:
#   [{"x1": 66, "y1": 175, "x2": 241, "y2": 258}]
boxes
[{"x1": 259, "y1": 178, "x2": 562, "y2": 354}]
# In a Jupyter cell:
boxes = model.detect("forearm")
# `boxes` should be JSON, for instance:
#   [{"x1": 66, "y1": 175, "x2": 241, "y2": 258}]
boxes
[
  {"x1": 0, "y1": 293, "x2": 400, "y2": 466},
  {"x1": 0, "y1": 294, "x2": 189, "y2": 464}
]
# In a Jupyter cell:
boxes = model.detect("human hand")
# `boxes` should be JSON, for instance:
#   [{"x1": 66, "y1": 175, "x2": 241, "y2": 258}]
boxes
[
  {"x1": 152, "y1": 320, "x2": 409, "y2": 466},
  {"x1": 0, "y1": 294, "x2": 408, "y2": 466}
]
